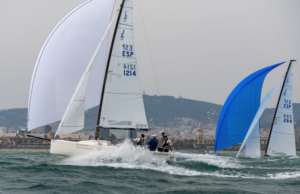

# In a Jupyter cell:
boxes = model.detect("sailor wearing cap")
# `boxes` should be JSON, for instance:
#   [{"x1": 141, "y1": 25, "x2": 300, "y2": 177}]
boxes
[
  {"x1": 147, "y1": 134, "x2": 158, "y2": 151},
  {"x1": 160, "y1": 130, "x2": 168, "y2": 137},
  {"x1": 158, "y1": 135, "x2": 173, "y2": 152}
]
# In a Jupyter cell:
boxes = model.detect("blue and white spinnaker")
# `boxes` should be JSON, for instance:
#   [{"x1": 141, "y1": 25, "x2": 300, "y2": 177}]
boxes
[{"x1": 214, "y1": 62, "x2": 284, "y2": 153}]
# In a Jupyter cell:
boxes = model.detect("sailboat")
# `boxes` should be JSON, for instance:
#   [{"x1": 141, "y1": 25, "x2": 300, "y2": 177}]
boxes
[
  {"x1": 27, "y1": 0, "x2": 175, "y2": 162},
  {"x1": 214, "y1": 62, "x2": 285, "y2": 155},
  {"x1": 237, "y1": 60, "x2": 298, "y2": 157},
  {"x1": 215, "y1": 60, "x2": 298, "y2": 157},
  {"x1": 265, "y1": 60, "x2": 297, "y2": 157}
]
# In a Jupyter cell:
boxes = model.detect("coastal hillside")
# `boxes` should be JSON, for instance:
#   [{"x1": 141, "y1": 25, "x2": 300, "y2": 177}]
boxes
[{"x1": 1, "y1": 95, "x2": 300, "y2": 130}]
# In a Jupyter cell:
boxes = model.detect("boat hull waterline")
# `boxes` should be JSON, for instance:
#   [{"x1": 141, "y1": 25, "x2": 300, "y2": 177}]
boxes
[{"x1": 50, "y1": 140, "x2": 176, "y2": 162}]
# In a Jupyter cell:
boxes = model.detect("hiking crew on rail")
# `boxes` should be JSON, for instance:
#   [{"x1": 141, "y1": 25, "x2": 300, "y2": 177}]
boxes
[{"x1": 131, "y1": 134, "x2": 145, "y2": 146}]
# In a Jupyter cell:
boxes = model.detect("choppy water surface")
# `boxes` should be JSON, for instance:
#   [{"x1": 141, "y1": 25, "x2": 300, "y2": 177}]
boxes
[{"x1": 0, "y1": 141, "x2": 299, "y2": 194}]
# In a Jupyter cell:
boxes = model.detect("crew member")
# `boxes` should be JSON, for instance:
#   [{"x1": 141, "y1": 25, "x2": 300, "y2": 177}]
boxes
[
  {"x1": 148, "y1": 134, "x2": 158, "y2": 151},
  {"x1": 95, "y1": 127, "x2": 100, "y2": 140},
  {"x1": 158, "y1": 135, "x2": 173, "y2": 152},
  {"x1": 131, "y1": 134, "x2": 145, "y2": 146},
  {"x1": 160, "y1": 130, "x2": 168, "y2": 137}
]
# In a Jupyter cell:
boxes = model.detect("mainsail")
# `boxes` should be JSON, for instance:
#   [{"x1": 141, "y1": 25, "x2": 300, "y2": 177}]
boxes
[
  {"x1": 265, "y1": 60, "x2": 297, "y2": 157},
  {"x1": 97, "y1": 0, "x2": 148, "y2": 131},
  {"x1": 237, "y1": 79, "x2": 282, "y2": 157},
  {"x1": 214, "y1": 62, "x2": 284, "y2": 153},
  {"x1": 27, "y1": 0, "x2": 115, "y2": 131}
]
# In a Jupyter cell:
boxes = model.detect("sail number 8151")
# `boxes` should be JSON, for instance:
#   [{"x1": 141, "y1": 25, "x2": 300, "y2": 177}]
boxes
[{"x1": 124, "y1": 64, "x2": 136, "y2": 76}]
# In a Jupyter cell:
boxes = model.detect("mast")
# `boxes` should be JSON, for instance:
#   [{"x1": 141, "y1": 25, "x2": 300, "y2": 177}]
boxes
[
  {"x1": 264, "y1": 60, "x2": 295, "y2": 156},
  {"x1": 95, "y1": 0, "x2": 125, "y2": 139}
]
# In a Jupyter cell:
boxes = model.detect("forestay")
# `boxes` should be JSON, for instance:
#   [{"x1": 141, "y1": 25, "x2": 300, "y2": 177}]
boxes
[
  {"x1": 266, "y1": 61, "x2": 297, "y2": 156},
  {"x1": 99, "y1": 0, "x2": 148, "y2": 130},
  {"x1": 237, "y1": 79, "x2": 282, "y2": 157},
  {"x1": 214, "y1": 62, "x2": 284, "y2": 153},
  {"x1": 27, "y1": 0, "x2": 115, "y2": 131}
]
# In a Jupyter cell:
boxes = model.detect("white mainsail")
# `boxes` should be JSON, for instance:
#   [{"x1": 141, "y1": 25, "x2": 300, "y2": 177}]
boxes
[
  {"x1": 27, "y1": 0, "x2": 115, "y2": 131},
  {"x1": 99, "y1": 0, "x2": 148, "y2": 130},
  {"x1": 55, "y1": 12, "x2": 119, "y2": 136},
  {"x1": 266, "y1": 61, "x2": 297, "y2": 157},
  {"x1": 237, "y1": 80, "x2": 282, "y2": 157}
]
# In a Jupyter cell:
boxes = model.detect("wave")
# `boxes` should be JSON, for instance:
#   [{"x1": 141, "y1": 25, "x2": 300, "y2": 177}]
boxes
[
  {"x1": 267, "y1": 171, "x2": 300, "y2": 179},
  {"x1": 176, "y1": 152, "x2": 300, "y2": 170},
  {"x1": 57, "y1": 140, "x2": 300, "y2": 179},
  {"x1": 175, "y1": 152, "x2": 245, "y2": 169}
]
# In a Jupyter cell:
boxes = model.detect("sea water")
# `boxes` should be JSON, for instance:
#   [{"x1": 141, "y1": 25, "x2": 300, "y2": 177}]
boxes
[{"x1": 0, "y1": 141, "x2": 299, "y2": 194}]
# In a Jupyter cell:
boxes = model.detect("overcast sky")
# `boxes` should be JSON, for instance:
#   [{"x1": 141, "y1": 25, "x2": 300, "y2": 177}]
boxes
[{"x1": 1, "y1": 0, "x2": 300, "y2": 109}]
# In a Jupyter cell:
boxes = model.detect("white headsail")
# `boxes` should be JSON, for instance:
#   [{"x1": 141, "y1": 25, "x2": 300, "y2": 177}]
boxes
[
  {"x1": 55, "y1": 12, "x2": 120, "y2": 136},
  {"x1": 266, "y1": 60, "x2": 297, "y2": 157},
  {"x1": 237, "y1": 79, "x2": 282, "y2": 157},
  {"x1": 98, "y1": 0, "x2": 148, "y2": 130},
  {"x1": 27, "y1": 0, "x2": 115, "y2": 131}
]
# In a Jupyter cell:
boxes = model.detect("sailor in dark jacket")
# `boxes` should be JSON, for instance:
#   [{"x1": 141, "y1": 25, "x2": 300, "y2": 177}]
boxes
[
  {"x1": 131, "y1": 134, "x2": 145, "y2": 146},
  {"x1": 147, "y1": 134, "x2": 158, "y2": 151}
]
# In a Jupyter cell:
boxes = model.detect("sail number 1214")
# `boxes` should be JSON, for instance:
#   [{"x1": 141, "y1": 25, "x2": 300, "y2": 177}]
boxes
[{"x1": 124, "y1": 64, "x2": 136, "y2": 76}]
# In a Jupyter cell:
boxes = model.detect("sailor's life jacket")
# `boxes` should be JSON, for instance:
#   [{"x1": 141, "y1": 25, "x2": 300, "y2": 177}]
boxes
[
  {"x1": 162, "y1": 139, "x2": 173, "y2": 150},
  {"x1": 162, "y1": 140, "x2": 169, "y2": 147},
  {"x1": 137, "y1": 138, "x2": 145, "y2": 146}
]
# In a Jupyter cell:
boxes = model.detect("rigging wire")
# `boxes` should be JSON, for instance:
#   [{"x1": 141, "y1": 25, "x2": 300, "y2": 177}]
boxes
[
  {"x1": 137, "y1": 0, "x2": 161, "y2": 97},
  {"x1": 294, "y1": 61, "x2": 300, "y2": 103},
  {"x1": 137, "y1": 0, "x2": 167, "y2": 129},
  {"x1": 295, "y1": 61, "x2": 300, "y2": 84},
  {"x1": 85, "y1": 112, "x2": 98, "y2": 120}
]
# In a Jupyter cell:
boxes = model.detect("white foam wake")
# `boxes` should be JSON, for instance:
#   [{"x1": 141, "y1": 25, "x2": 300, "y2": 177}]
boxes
[
  {"x1": 267, "y1": 171, "x2": 300, "y2": 179},
  {"x1": 57, "y1": 140, "x2": 300, "y2": 179},
  {"x1": 175, "y1": 152, "x2": 245, "y2": 169},
  {"x1": 175, "y1": 152, "x2": 300, "y2": 170}
]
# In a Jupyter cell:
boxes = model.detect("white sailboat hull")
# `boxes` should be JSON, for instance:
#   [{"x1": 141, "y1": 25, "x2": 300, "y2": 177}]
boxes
[{"x1": 50, "y1": 140, "x2": 176, "y2": 162}]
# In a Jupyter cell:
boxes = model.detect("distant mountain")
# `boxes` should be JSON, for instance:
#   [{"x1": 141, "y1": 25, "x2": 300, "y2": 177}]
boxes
[
  {"x1": 1, "y1": 95, "x2": 300, "y2": 130},
  {"x1": 143, "y1": 95, "x2": 222, "y2": 127},
  {"x1": 0, "y1": 108, "x2": 27, "y2": 129},
  {"x1": 144, "y1": 95, "x2": 300, "y2": 129}
]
